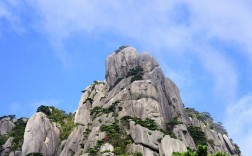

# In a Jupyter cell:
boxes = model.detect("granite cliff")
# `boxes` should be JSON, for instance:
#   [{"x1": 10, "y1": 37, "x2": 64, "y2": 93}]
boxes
[{"x1": 0, "y1": 46, "x2": 241, "y2": 156}]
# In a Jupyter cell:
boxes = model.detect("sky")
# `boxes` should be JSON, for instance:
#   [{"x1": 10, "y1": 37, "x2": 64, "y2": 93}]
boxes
[{"x1": 0, "y1": 0, "x2": 251, "y2": 155}]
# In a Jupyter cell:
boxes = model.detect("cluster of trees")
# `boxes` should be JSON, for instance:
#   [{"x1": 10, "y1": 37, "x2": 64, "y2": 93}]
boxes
[
  {"x1": 173, "y1": 145, "x2": 228, "y2": 156},
  {"x1": 0, "y1": 115, "x2": 16, "y2": 120},
  {"x1": 185, "y1": 108, "x2": 227, "y2": 135}
]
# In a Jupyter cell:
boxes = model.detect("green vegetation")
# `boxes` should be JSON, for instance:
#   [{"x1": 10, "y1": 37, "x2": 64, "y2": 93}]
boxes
[
  {"x1": 211, "y1": 152, "x2": 229, "y2": 156},
  {"x1": 37, "y1": 105, "x2": 52, "y2": 116},
  {"x1": 90, "y1": 106, "x2": 103, "y2": 116},
  {"x1": 126, "y1": 66, "x2": 144, "y2": 82},
  {"x1": 207, "y1": 139, "x2": 215, "y2": 147},
  {"x1": 121, "y1": 116, "x2": 178, "y2": 139},
  {"x1": 0, "y1": 116, "x2": 27, "y2": 152},
  {"x1": 0, "y1": 115, "x2": 16, "y2": 120},
  {"x1": 86, "y1": 139, "x2": 105, "y2": 156},
  {"x1": 100, "y1": 121, "x2": 132, "y2": 151},
  {"x1": 9, "y1": 118, "x2": 27, "y2": 151},
  {"x1": 93, "y1": 80, "x2": 103, "y2": 85},
  {"x1": 109, "y1": 66, "x2": 144, "y2": 90},
  {"x1": 209, "y1": 122, "x2": 227, "y2": 135},
  {"x1": 25, "y1": 153, "x2": 43, "y2": 156},
  {"x1": 80, "y1": 127, "x2": 92, "y2": 149},
  {"x1": 59, "y1": 114, "x2": 75, "y2": 141},
  {"x1": 185, "y1": 108, "x2": 227, "y2": 135},
  {"x1": 162, "y1": 117, "x2": 184, "y2": 139},
  {"x1": 121, "y1": 116, "x2": 158, "y2": 131},
  {"x1": 37, "y1": 105, "x2": 75, "y2": 141},
  {"x1": 86, "y1": 101, "x2": 132, "y2": 155},
  {"x1": 233, "y1": 143, "x2": 241, "y2": 155},
  {"x1": 133, "y1": 153, "x2": 143, "y2": 156},
  {"x1": 0, "y1": 135, "x2": 8, "y2": 152},
  {"x1": 87, "y1": 120, "x2": 136, "y2": 155},
  {"x1": 172, "y1": 145, "x2": 228, "y2": 156},
  {"x1": 90, "y1": 101, "x2": 120, "y2": 117},
  {"x1": 187, "y1": 126, "x2": 208, "y2": 146},
  {"x1": 115, "y1": 45, "x2": 129, "y2": 54},
  {"x1": 166, "y1": 117, "x2": 183, "y2": 131}
]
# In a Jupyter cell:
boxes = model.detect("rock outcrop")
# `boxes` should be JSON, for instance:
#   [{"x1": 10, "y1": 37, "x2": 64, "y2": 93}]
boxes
[
  {"x1": 21, "y1": 112, "x2": 59, "y2": 156},
  {"x1": 0, "y1": 46, "x2": 240, "y2": 156},
  {"x1": 56, "y1": 46, "x2": 238, "y2": 156},
  {"x1": 0, "y1": 118, "x2": 15, "y2": 135}
]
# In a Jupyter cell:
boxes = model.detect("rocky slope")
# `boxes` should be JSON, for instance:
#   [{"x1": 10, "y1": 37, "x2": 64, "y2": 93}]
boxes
[{"x1": 0, "y1": 46, "x2": 240, "y2": 156}]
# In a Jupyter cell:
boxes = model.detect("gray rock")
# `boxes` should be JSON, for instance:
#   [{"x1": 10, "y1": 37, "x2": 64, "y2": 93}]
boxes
[
  {"x1": 17, "y1": 47, "x2": 239, "y2": 156},
  {"x1": 59, "y1": 125, "x2": 85, "y2": 156},
  {"x1": 2, "y1": 137, "x2": 13, "y2": 149},
  {"x1": 130, "y1": 121, "x2": 163, "y2": 152},
  {"x1": 100, "y1": 143, "x2": 114, "y2": 156},
  {"x1": 75, "y1": 83, "x2": 106, "y2": 125},
  {"x1": 223, "y1": 134, "x2": 235, "y2": 153},
  {"x1": 129, "y1": 143, "x2": 159, "y2": 156},
  {"x1": 105, "y1": 47, "x2": 138, "y2": 88},
  {"x1": 83, "y1": 126, "x2": 106, "y2": 152},
  {"x1": 9, "y1": 151, "x2": 22, "y2": 156},
  {"x1": 173, "y1": 124, "x2": 195, "y2": 149},
  {"x1": 21, "y1": 112, "x2": 59, "y2": 156},
  {"x1": 0, "y1": 118, "x2": 15, "y2": 135},
  {"x1": 159, "y1": 135, "x2": 187, "y2": 156}
]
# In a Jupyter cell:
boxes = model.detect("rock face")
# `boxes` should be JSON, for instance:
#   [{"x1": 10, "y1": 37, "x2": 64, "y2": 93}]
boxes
[
  {"x1": 0, "y1": 118, "x2": 15, "y2": 135},
  {"x1": 159, "y1": 135, "x2": 187, "y2": 156},
  {"x1": 21, "y1": 112, "x2": 59, "y2": 156},
  {"x1": 1, "y1": 46, "x2": 240, "y2": 156},
  {"x1": 55, "y1": 47, "x2": 238, "y2": 156}
]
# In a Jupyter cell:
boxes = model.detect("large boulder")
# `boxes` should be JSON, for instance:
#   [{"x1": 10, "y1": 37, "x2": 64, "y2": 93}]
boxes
[{"x1": 21, "y1": 112, "x2": 59, "y2": 156}]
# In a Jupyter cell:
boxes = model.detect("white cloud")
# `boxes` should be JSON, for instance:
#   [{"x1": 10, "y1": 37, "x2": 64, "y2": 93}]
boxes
[
  {"x1": 0, "y1": 0, "x2": 245, "y2": 103},
  {"x1": 0, "y1": 0, "x2": 25, "y2": 35},
  {"x1": 193, "y1": 46, "x2": 238, "y2": 100},
  {"x1": 22, "y1": 0, "x2": 243, "y2": 97},
  {"x1": 225, "y1": 94, "x2": 252, "y2": 156}
]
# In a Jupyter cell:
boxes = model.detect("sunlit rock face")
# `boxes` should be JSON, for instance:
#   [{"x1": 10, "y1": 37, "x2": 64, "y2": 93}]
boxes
[
  {"x1": 21, "y1": 112, "x2": 59, "y2": 156},
  {"x1": 56, "y1": 47, "x2": 237, "y2": 156},
  {"x1": 0, "y1": 46, "x2": 239, "y2": 156}
]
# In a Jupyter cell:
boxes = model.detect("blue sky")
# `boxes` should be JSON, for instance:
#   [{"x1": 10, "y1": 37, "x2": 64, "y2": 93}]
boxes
[{"x1": 1, "y1": 0, "x2": 252, "y2": 155}]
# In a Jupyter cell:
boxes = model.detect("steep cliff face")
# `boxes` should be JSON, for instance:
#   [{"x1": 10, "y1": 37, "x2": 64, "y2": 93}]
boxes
[
  {"x1": 0, "y1": 46, "x2": 240, "y2": 156},
  {"x1": 57, "y1": 46, "x2": 239, "y2": 156}
]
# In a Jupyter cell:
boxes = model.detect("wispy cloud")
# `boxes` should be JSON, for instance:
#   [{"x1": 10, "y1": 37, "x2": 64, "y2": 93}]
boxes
[
  {"x1": 2, "y1": 1, "x2": 251, "y2": 71},
  {"x1": 193, "y1": 46, "x2": 238, "y2": 100},
  {"x1": 0, "y1": 0, "x2": 25, "y2": 35},
  {"x1": 1, "y1": 0, "x2": 247, "y2": 105},
  {"x1": 22, "y1": 0, "x2": 245, "y2": 96},
  {"x1": 225, "y1": 94, "x2": 252, "y2": 156}
]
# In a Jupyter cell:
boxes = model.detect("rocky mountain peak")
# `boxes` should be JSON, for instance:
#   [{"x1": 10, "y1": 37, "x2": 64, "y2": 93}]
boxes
[
  {"x1": 105, "y1": 46, "x2": 159, "y2": 88},
  {"x1": 0, "y1": 46, "x2": 241, "y2": 156}
]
